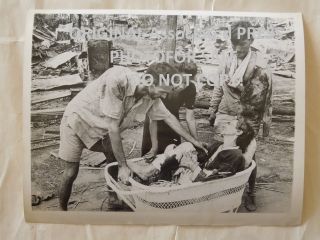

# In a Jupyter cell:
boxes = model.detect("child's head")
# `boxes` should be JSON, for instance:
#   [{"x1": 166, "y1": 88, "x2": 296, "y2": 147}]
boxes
[
  {"x1": 180, "y1": 61, "x2": 198, "y2": 80},
  {"x1": 235, "y1": 120, "x2": 255, "y2": 153}
]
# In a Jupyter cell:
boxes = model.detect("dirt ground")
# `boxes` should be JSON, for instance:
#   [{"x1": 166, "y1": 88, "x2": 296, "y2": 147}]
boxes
[
  {"x1": 30, "y1": 14, "x2": 296, "y2": 213},
  {"x1": 31, "y1": 59, "x2": 295, "y2": 213},
  {"x1": 31, "y1": 106, "x2": 294, "y2": 213}
]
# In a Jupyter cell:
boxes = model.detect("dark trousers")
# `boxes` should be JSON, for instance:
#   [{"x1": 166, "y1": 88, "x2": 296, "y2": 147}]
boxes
[
  {"x1": 141, "y1": 116, "x2": 181, "y2": 156},
  {"x1": 248, "y1": 154, "x2": 257, "y2": 196}
]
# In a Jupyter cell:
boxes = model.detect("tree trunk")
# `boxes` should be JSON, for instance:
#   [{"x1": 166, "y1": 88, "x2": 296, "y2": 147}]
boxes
[
  {"x1": 191, "y1": 16, "x2": 197, "y2": 52},
  {"x1": 165, "y1": 15, "x2": 177, "y2": 64},
  {"x1": 78, "y1": 14, "x2": 82, "y2": 29}
]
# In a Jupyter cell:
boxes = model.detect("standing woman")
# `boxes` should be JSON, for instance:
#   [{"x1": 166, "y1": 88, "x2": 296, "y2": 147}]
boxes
[{"x1": 209, "y1": 21, "x2": 273, "y2": 211}]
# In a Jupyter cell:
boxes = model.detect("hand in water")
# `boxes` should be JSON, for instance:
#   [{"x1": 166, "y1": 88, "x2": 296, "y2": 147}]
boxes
[{"x1": 117, "y1": 166, "x2": 131, "y2": 185}]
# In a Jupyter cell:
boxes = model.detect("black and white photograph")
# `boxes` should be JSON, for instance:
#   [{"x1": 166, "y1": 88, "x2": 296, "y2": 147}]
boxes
[{"x1": 24, "y1": 10, "x2": 304, "y2": 225}]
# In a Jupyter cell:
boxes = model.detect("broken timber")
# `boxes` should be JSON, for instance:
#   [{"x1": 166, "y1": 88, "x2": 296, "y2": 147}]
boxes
[
  {"x1": 31, "y1": 108, "x2": 65, "y2": 122},
  {"x1": 31, "y1": 90, "x2": 71, "y2": 104},
  {"x1": 272, "y1": 70, "x2": 295, "y2": 78},
  {"x1": 44, "y1": 51, "x2": 78, "y2": 69},
  {"x1": 32, "y1": 74, "x2": 83, "y2": 91}
]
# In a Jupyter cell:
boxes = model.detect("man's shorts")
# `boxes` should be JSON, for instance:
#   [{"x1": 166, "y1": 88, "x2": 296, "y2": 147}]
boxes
[{"x1": 58, "y1": 116, "x2": 85, "y2": 162}]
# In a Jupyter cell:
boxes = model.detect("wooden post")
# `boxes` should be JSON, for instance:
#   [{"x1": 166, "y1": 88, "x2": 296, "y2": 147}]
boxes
[
  {"x1": 87, "y1": 40, "x2": 113, "y2": 81},
  {"x1": 78, "y1": 14, "x2": 82, "y2": 29},
  {"x1": 165, "y1": 15, "x2": 177, "y2": 64}
]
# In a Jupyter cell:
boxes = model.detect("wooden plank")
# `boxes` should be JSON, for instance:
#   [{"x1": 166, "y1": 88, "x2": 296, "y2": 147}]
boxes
[
  {"x1": 32, "y1": 107, "x2": 65, "y2": 115},
  {"x1": 31, "y1": 108, "x2": 65, "y2": 122},
  {"x1": 272, "y1": 70, "x2": 295, "y2": 78},
  {"x1": 32, "y1": 141, "x2": 59, "y2": 150},
  {"x1": 44, "y1": 125, "x2": 60, "y2": 134},
  {"x1": 44, "y1": 51, "x2": 78, "y2": 69},
  {"x1": 31, "y1": 136, "x2": 60, "y2": 144},
  {"x1": 272, "y1": 115, "x2": 295, "y2": 122},
  {"x1": 87, "y1": 40, "x2": 112, "y2": 73},
  {"x1": 31, "y1": 90, "x2": 71, "y2": 104},
  {"x1": 32, "y1": 74, "x2": 83, "y2": 91}
]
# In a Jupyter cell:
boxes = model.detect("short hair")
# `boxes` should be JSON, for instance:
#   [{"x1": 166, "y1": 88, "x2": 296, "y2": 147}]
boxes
[
  {"x1": 181, "y1": 61, "x2": 198, "y2": 77},
  {"x1": 172, "y1": 61, "x2": 197, "y2": 78},
  {"x1": 145, "y1": 62, "x2": 179, "y2": 86},
  {"x1": 236, "y1": 120, "x2": 255, "y2": 153},
  {"x1": 230, "y1": 20, "x2": 254, "y2": 45}
]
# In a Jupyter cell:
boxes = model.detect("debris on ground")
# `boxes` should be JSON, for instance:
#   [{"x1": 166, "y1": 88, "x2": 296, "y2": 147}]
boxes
[
  {"x1": 44, "y1": 51, "x2": 79, "y2": 69},
  {"x1": 32, "y1": 193, "x2": 55, "y2": 206},
  {"x1": 32, "y1": 74, "x2": 83, "y2": 91},
  {"x1": 32, "y1": 90, "x2": 72, "y2": 104},
  {"x1": 30, "y1": 15, "x2": 295, "y2": 211}
]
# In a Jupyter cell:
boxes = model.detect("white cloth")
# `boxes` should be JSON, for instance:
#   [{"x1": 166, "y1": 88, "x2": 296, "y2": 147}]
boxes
[
  {"x1": 151, "y1": 154, "x2": 166, "y2": 170},
  {"x1": 227, "y1": 49, "x2": 252, "y2": 88}
]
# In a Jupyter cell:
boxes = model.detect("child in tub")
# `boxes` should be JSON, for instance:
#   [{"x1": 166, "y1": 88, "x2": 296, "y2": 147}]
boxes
[{"x1": 127, "y1": 119, "x2": 256, "y2": 185}]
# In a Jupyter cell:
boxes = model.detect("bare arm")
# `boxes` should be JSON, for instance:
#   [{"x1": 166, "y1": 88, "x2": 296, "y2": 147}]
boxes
[
  {"x1": 208, "y1": 85, "x2": 223, "y2": 126},
  {"x1": 185, "y1": 109, "x2": 198, "y2": 139},
  {"x1": 144, "y1": 118, "x2": 159, "y2": 159},
  {"x1": 164, "y1": 113, "x2": 206, "y2": 153},
  {"x1": 209, "y1": 84, "x2": 223, "y2": 113},
  {"x1": 108, "y1": 118, "x2": 130, "y2": 183}
]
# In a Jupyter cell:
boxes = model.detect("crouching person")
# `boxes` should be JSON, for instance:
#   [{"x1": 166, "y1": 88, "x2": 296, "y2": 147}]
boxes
[{"x1": 58, "y1": 63, "x2": 207, "y2": 211}]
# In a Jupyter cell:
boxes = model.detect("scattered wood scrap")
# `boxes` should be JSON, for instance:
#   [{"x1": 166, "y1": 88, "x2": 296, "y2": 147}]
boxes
[
  {"x1": 44, "y1": 125, "x2": 60, "y2": 135},
  {"x1": 32, "y1": 74, "x2": 83, "y2": 91},
  {"x1": 33, "y1": 28, "x2": 55, "y2": 43},
  {"x1": 273, "y1": 70, "x2": 295, "y2": 78},
  {"x1": 272, "y1": 115, "x2": 295, "y2": 122},
  {"x1": 44, "y1": 51, "x2": 78, "y2": 69},
  {"x1": 32, "y1": 193, "x2": 55, "y2": 206},
  {"x1": 273, "y1": 106, "x2": 295, "y2": 116},
  {"x1": 31, "y1": 136, "x2": 60, "y2": 144},
  {"x1": 31, "y1": 90, "x2": 71, "y2": 104},
  {"x1": 31, "y1": 108, "x2": 65, "y2": 122},
  {"x1": 32, "y1": 140, "x2": 60, "y2": 150}
]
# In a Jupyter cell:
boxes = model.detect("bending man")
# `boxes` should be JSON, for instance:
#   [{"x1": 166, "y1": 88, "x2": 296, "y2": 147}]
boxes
[{"x1": 58, "y1": 63, "x2": 206, "y2": 210}]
